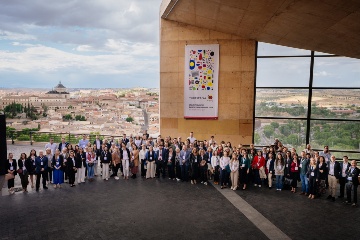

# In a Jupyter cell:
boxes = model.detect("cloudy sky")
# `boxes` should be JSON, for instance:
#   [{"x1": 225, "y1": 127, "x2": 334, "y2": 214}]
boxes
[{"x1": 0, "y1": 0, "x2": 162, "y2": 88}]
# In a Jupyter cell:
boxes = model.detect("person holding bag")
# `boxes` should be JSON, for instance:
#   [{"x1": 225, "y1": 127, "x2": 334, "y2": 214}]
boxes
[
  {"x1": 17, "y1": 153, "x2": 29, "y2": 192},
  {"x1": 6, "y1": 153, "x2": 17, "y2": 195}
]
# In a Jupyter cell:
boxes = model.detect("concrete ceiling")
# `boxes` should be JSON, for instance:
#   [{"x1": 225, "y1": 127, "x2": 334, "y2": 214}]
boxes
[{"x1": 160, "y1": 0, "x2": 360, "y2": 58}]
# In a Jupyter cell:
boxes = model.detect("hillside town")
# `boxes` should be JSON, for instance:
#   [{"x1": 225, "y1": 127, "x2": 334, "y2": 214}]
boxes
[{"x1": 0, "y1": 82, "x2": 159, "y2": 136}]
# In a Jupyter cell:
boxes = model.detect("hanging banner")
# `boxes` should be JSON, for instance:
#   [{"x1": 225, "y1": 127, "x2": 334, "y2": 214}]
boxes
[{"x1": 184, "y1": 44, "x2": 219, "y2": 119}]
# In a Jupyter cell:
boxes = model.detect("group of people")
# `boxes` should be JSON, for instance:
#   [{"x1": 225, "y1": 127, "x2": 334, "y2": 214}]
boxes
[{"x1": 6, "y1": 132, "x2": 359, "y2": 207}]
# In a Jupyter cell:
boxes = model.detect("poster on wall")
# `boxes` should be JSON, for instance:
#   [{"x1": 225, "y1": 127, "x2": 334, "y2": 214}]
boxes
[{"x1": 184, "y1": 44, "x2": 219, "y2": 119}]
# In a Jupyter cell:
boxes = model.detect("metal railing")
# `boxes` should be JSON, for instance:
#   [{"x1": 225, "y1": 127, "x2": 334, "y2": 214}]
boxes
[{"x1": 6, "y1": 130, "x2": 133, "y2": 146}]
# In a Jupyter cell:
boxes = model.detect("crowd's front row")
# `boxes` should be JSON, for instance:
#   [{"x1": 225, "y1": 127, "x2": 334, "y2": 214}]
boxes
[{"x1": 5, "y1": 143, "x2": 359, "y2": 207}]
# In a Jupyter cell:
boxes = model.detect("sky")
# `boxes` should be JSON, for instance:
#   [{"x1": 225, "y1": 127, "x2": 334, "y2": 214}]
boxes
[{"x1": 0, "y1": 0, "x2": 162, "y2": 88}]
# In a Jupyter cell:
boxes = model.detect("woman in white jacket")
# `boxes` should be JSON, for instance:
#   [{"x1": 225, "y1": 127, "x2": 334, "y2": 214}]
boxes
[
  {"x1": 230, "y1": 153, "x2": 239, "y2": 190},
  {"x1": 211, "y1": 151, "x2": 220, "y2": 184},
  {"x1": 139, "y1": 145, "x2": 147, "y2": 178},
  {"x1": 274, "y1": 153, "x2": 285, "y2": 191}
]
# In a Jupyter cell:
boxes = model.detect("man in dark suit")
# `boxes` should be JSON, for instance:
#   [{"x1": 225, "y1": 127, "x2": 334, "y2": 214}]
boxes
[
  {"x1": 58, "y1": 137, "x2": 69, "y2": 152},
  {"x1": 338, "y1": 156, "x2": 351, "y2": 199},
  {"x1": 35, "y1": 150, "x2": 48, "y2": 191},
  {"x1": 156, "y1": 145, "x2": 168, "y2": 178},
  {"x1": 326, "y1": 155, "x2": 340, "y2": 201},
  {"x1": 93, "y1": 135, "x2": 103, "y2": 160},
  {"x1": 345, "y1": 160, "x2": 359, "y2": 207},
  {"x1": 122, "y1": 133, "x2": 129, "y2": 145}
]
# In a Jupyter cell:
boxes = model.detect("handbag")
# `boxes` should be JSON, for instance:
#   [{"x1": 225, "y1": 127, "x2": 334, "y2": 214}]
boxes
[
  {"x1": 5, "y1": 173, "x2": 15, "y2": 181},
  {"x1": 284, "y1": 177, "x2": 292, "y2": 185},
  {"x1": 17, "y1": 169, "x2": 23, "y2": 174},
  {"x1": 129, "y1": 161, "x2": 135, "y2": 168},
  {"x1": 88, "y1": 163, "x2": 94, "y2": 167}
]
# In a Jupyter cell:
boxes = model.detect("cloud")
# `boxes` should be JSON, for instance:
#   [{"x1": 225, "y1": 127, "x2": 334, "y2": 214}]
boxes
[
  {"x1": 0, "y1": 0, "x2": 162, "y2": 88},
  {"x1": 314, "y1": 71, "x2": 329, "y2": 77}
]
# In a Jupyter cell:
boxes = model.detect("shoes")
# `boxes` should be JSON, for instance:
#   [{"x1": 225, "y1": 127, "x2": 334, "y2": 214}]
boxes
[
  {"x1": 352, "y1": 203, "x2": 357, "y2": 207},
  {"x1": 53, "y1": 185, "x2": 57, "y2": 189},
  {"x1": 105, "y1": 178, "x2": 109, "y2": 181},
  {"x1": 344, "y1": 201, "x2": 351, "y2": 205},
  {"x1": 194, "y1": 180, "x2": 197, "y2": 184},
  {"x1": 332, "y1": 197, "x2": 335, "y2": 202},
  {"x1": 233, "y1": 187, "x2": 237, "y2": 191},
  {"x1": 254, "y1": 184, "x2": 257, "y2": 187},
  {"x1": 115, "y1": 176, "x2": 119, "y2": 180},
  {"x1": 327, "y1": 195, "x2": 332, "y2": 200},
  {"x1": 258, "y1": 185, "x2": 261, "y2": 188},
  {"x1": 299, "y1": 192, "x2": 305, "y2": 195},
  {"x1": 269, "y1": 187, "x2": 272, "y2": 189},
  {"x1": 43, "y1": 186, "x2": 48, "y2": 190},
  {"x1": 338, "y1": 195, "x2": 343, "y2": 198},
  {"x1": 204, "y1": 182, "x2": 208, "y2": 185},
  {"x1": 191, "y1": 180, "x2": 194, "y2": 184},
  {"x1": 221, "y1": 186, "x2": 224, "y2": 189},
  {"x1": 201, "y1": 181, "x2": 204, "y2": 184},
  {"x1": 231, "y1": 187, "x2": 233, "y2": 190}
]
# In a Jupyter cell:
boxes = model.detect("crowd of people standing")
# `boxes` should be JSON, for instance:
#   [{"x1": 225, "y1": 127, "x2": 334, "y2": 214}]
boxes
[{"x1": 5, "y1": 131, "x2": 359, "y2": 207}]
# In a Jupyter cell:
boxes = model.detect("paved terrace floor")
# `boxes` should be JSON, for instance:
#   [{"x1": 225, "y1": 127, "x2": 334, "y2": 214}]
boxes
[{"x1": 1, "y1": 144, "x2": 360, "y2": 240}]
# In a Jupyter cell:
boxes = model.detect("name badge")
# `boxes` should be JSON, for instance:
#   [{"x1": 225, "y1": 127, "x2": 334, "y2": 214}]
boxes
[
  {"x1": 195, "y1": 159, "x2": 197, "y2": 163},
  {"x1": 104, "y1": 157, "x2": 107, "y2": 160},
  {"x1": 150, "y1": 157, "x2": 152, "y2": 160},
  {"x1": 295, "y1": 167, "x2": 298, "y2": 171},
  {"x1": 311, "y1": 172, "x2": 314, "y2": 177},
  {"x1": 286, "y1": 164, "x2": 288, "y2": 168},
  {"x1": 242, "y1": 164, "x2": 245, "y2": 168},
  {"x1": 33, "y1": 162, "x2": 35, "y2": 166},
  {"x1": 299, "y1": 165, "x2": 302, "y2": 168},
  {"x1": 10, "y1": 166, "x2": 13, "y2": 171},
  {"x1": 41, "y1": 162, "x2": 43, "y2": 166},
  {"x1": 348, "y1": 177, "x2": 352, "y2": 181},
  {"x1": 183, "y1": 156, "x2": 185, "y2": 160}
]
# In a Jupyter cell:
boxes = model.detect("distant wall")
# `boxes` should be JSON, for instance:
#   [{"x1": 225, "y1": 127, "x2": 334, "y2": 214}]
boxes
[{"x1": 159, "y1": 19, "x2": 256, "y2": 144}]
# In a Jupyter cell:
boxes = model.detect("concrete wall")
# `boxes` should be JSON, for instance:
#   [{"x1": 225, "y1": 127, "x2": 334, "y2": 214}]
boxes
[{"x1": 160, "y1": 19, "x2": 256, "y2": 144}]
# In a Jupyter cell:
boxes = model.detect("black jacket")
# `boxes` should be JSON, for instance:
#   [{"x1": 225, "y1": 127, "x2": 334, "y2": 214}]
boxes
[
  {"x1": 317, "y1": 162, "x2": 328, "y2": 180},
  {"x1": 346, "y1": 167, "x2": 359, "y2": 186},
  {"x1": 7, "y1": 160, "x2": 17, "y2": 176},
  {"x1": 101, "y1": 151, "x2": 112, "y2": 164},
  {"x1": 52, "y1": 155, "x2": 64, "y2": 169},
  {"x1": 75, "y1": 152, "x2": 87, "y2": 168},
  {"x1": 18, "y1": 159, "x2": 28, "y2": 173}
]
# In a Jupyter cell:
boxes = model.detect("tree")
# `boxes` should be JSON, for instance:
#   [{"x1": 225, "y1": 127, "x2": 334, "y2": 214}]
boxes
[
  {"x1": 126, "y1": 117, "x2": 134, "y2": 122},
  {"x1": 68, "y1": 105, "x2": 73, "y2": 109},
  {"x1": 64, "y1": 114, "x2": 73, "y2": 120},
  {"x1": 75, "y1": 115, "x2": 86, "y2": 121},
  {"x1": 263, "y1": 125, "x2": 274, "y2": 138},
  {"x1": 270, "y1": 122, "x2": 279, "y2": 129}
]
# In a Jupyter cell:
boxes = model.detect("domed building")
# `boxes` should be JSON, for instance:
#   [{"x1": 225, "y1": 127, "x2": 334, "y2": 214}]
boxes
[{"x1": 47, "y1": 81, "x2": 69, "y2": 99}]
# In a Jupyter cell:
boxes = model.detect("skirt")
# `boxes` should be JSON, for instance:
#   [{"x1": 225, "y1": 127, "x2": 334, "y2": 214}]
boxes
[{"x1": 131, "y1": 166, "x2": 138, "y2": 174}]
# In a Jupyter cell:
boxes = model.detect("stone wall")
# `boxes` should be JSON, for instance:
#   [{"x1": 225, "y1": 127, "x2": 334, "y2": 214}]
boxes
[{"x1": 160, "y1": 19, "x2": 255, "y2": 144}]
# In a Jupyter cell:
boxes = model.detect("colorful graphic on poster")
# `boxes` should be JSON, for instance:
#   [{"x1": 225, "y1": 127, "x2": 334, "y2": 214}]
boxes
[{"x1": 184, "y1": 44, "x2": 219, "y2": 119}]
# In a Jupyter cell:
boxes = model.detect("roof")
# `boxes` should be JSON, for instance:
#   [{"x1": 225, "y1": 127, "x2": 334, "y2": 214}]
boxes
[
  {"x1": 161, "y1": 0, "x2": 360, "y2": 59},
  {"x1": 55, "y1": 81, "x2": 66, "y2": 89}
]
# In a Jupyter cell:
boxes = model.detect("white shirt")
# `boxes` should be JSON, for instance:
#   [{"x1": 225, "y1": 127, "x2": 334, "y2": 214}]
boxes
[
  {"x1": 188, "y1": 137, "x2": 196, "y2": 144},
  {"x1": 230, "y1": 160, "x2": 239, "y2": 171},
  {"x1": 342, "y1": 162, "x2": 348, "y2": 177},
  {"x1": 211, "y1": 156, "x2": 219, "y2": 168},
  {"x1": 220, "y1": 156, "x2": 230, "y2": 170},
  {"x1": 139, "y1": 149, "x2": 147, "y2": 160},
  {"x1": 122, "y1": 149, "x2": 129, "y2": 160},
  {"x1": 45, "y1": 142, "x2": 57, "y2": 155}
]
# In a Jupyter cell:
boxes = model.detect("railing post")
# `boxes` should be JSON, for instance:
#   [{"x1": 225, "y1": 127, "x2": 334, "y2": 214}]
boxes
[
  {"x1": 68, "y1": 133, "x2": 71, "y2": 143},
  {"x1": 30, "y1": 131, "x2": 33, "y2": 145}
]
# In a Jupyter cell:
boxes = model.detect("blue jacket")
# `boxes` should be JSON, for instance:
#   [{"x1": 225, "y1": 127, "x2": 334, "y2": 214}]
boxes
[
  {"x1": 35, "y1": 156, "x2": 48, "y2": 174},
  {"x1": 145, "y1": 151, "x2": 157, "y2": 162}
]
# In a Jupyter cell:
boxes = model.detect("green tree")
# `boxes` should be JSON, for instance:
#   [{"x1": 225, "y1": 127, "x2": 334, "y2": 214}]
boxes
[
  {"x1": 263, "y1": 125, "x2": 274, "y2": 138},
  {"x1": 75, "y1": 115, "x2": 86, "y2": 121},
  {"x1": 270, "y1": 122, "x2": 279, "y2": 129},
  {"x1": 126, "y1": 117, "x2": 134, "y2": 122},
  {"x1": 64, "y1": 114, "x2": 73, "y2": 120}
]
